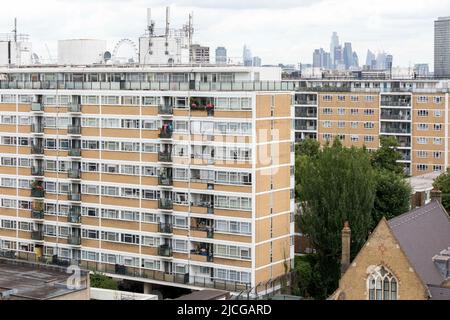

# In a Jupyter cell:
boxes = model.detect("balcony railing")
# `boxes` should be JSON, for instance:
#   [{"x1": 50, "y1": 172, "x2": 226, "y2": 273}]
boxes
[
  {"x1": 68, "y1": 148, "x2": 81, "y2": 157},
  {"x1": 31, "y1": 231, "x2": 44, "y2": 241},
  {"x1": 380, "y1": 113, "x2": 411, "y2": 121},
  {"x1": 158, "y1": 223, "x2": 173, "y2": 234},
  {"x1": 158, "y1": 245, "x2": 173, "y2": 257},
  {"x1": 191, "y1": 226, "x2": 214, "y2": 238},
  {"x1": 380, "y1": 100, "x2": 411, "y2": 107},
  {"x1": 158, "y1": 198, "x2": 173, "y2": 210},
  {"x1": 68, "y1": 103, "x2": 81, "y2": 113},
  {"x1": 68, "y1": 169, "x2": 81, "y2": 179},
  {"x1": 0, "y1": 80, "x2": 296, "y2": 92},
  {"x1": 31, "y1": 166, "x2": 44, "y2": 176},
  {"x1": 68, "y1": 235, "x2": 81, "y2": 245},
  {"x1": 31, "y1": 102, "x2": 43, "y2": 111},
  {"x1": 158, "y1": 152, "x2": 172, "y2": 162},
  {"x1": 31, "y1": 144, "x2": 44, "y2": 155},
  {"x1": 158, "y1": 105, "x2": 173, "y2": 115},
  {"x1": 296, "y1": 112, "x2": 318, "y2": 118},
  {"x1": 68, "y1": 211, "x2": 81, "y2": 223},
  {"x1": 31, "y1": 124, "x2": 44, "y2": 134},
  {"x1": 68, "y1": 193, "x2": 81, "y2": 202},
  {"x1": 380, "y1": 127, "x2": 411, "y2": 134},
  {"x1": 68, "y1": 125, "x2": 81, "y2": 135},
  {"x1": 294, "y1": 100, "x2": 317, "y2": 105},
  {"x1": 159, "y1": 130, "x2": 173, "y2": 139},
  {"x1": 31, "y1": 188, "x2": 44, "y2": 198},
  {"x1": 158, "y1": 176, "x2": 173, "y2": 186},
  {"x1": 31, "y1": 209, "x2": 44, "y2": 219}
]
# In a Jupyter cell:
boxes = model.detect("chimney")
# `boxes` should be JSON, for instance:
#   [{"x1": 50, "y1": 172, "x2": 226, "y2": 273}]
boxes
[
  {"x1": 341, "y1": 221, "x2": 351, "y2": 276},
  {"x1": 431, "y1": 188, "x2": 442, "y2": 204}
]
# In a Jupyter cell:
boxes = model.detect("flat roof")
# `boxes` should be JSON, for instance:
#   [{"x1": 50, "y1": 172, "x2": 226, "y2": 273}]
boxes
[{"x1": 0, "y1": 258, "x2": 88, "y2": 300}]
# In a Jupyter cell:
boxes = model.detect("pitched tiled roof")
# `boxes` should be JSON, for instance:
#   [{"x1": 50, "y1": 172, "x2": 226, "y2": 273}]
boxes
[{"x1": 388, "y1": 200, "x2": 450, "y2": 291}]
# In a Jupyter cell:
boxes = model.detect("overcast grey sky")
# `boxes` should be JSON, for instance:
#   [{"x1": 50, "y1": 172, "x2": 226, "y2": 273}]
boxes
[{"x1": 0, "y1": 0, "x2": 448, "y2": 68}]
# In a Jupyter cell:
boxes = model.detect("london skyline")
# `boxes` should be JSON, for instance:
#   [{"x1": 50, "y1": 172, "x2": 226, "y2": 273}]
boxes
[{"x1": 0, "y1": 0, "x2": 448, "y2": 68}]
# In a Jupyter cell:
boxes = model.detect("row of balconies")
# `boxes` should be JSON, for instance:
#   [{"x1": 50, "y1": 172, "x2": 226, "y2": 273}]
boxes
[
  {"x1": 31, "y1": 102, "x2": 81, "y2": 113},
  {"x1": 30, "y1": 231, "x2": 81, "y2": 245}
]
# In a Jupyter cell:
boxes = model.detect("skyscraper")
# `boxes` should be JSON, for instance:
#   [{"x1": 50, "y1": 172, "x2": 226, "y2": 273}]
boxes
[
  {"x1": 434, "y1": 16, "x2": 450, "y2": 78},
  {"x1": 343, "y1": 42, "x2": 353, "y2": 70},
  {"x1": 215, "y1": 46, "x2": 227, "y2": 65},
  {"x1": 365, "y1": 50, "x2": 376, "y2": 69},
  {"x1": 313, "y1": 48, "x2": 331, "y2": 69},
  {"x1": 352, "y1": 51, "x2": 359, "y2": 68},
  {"x1": 252, "y1": 56, "x2": 262, "y2": 67},
  {"x1": 243, "y1": 45, "x2": 253, "y2": 66},
  {"x1": 330, "y1": 32, "x2": 339, "y2": 69},
  {"x1": 334, "y1": 45, "x2": 344, "y2": 70}
]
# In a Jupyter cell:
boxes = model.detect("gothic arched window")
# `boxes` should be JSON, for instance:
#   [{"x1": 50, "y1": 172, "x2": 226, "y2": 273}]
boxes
[{"x1": 367, "y1": 266, "x2": 397, "y2": 300}]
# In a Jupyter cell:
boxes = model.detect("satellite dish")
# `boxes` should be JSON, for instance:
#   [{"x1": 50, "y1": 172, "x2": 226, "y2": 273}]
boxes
[{"x1": 103, "y1": 51, "x2": 112, "y2": 62}]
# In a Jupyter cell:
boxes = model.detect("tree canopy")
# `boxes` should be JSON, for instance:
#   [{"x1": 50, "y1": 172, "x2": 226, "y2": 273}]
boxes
[
  {"x1": 298, "y1": 139, "x2": 376, "y2": 297},
  {"x1": 371, "y1": 136, "x2": 404, "y2": 176},
  {"x1": 295, "y1": 137, "x2": 412, "y2": 299}
]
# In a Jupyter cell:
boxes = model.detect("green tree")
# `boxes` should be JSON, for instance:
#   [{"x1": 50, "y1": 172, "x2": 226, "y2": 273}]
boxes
[
  {"x1": 371, "y1": 136, "x2": 404, "y2": 175},
  {"x1": 372, "y1": 169, "x2": 412, "y2": 229},
  {"x1": 296, "y1": 138, "x2": 320, "y2": 158},
  {"x1": 90, "y1": 273, "x2": 119, "y2": 290},
  {"x1": 298, "y1": 139, "x2": 376, "y2": 298},
  {"x1": 433, "y1": 168, "x2": 450, "y2": 211}
]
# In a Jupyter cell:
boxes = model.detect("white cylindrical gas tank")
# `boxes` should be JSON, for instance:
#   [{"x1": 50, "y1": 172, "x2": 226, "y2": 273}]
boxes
[{"x1": 57, "y1": 39, "x2": 107, "y2": 65}]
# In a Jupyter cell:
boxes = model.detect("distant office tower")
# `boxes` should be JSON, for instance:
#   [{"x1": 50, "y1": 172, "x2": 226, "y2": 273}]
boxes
[
  {"x1": 352, "y1": 51, "x2": 359, "y2": 68},
  {"x1": 414, "y1": 63, "x2": 430, "y2": 77},
  {"x1": 435, "y1": 16, "x2": 450, "y2": 78},
  {"x1": 330, "y1": 32, "x2": 339, "y2": 69},
  {"x1": 366, "y1": 50, "x2": 376, "y2": 69},
  {"x1": 334, "y1": 45, "x2": 344, "y2": 69},
  {"x1": 376, "y1": 52, "x2": 388, "y2": 70},
  {"x1": 343, "y1": 42, "x2": 353, "y2": 69},
  {"x1": 190, "y1": 44, "x2": 210, "y2": 64},
  {"x1": 252, "y1": 56, "x2": 262, "y2": 67},
  {"x1": 243, "y1": 45, "x2": 253, "y2": 66},
  {"x1": 215, "y1": 46, "x2": 227, "y2": 64},
  {"x1": 386, "y1": 54, "x2": 393, "y2": 70},
  {"x1": 313, "y1": 48, "x2": 331, "y2": 69}
]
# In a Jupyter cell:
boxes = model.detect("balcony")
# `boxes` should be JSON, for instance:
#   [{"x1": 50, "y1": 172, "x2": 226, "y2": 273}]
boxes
[
  {"x1": 31, "y1": 144, "x2": 44, "y2": 155},
  {"x1": 158, "y1": 223, "x2": 173, "y2": 234},
  {"x1": 31, "y1": 209, "x2": 44, "y2": 219},
  {"x1": 68, "y1": 235, "x2": 81, "y2": 246},
  {"x1": 31, "y1": 124, "x2": 44, "y2": 134},
  {"x1": 68, "y1": 103, "x2": 81, "y2": 113},
  {"x1": 190, "y1": 98, "x2": 215, "y2": 116},
  {"x1": 158, "y1": 245, "x2": 173, "y2": 257},
  {"x1": 31, "y1": 231, "x2": 44, "y2": 241},
  {"x1": 68, "y1": 208, "x2": 81, "y2": 223},
  {"x1": 31, "y1": 166, "x2": 44, "y2": 176},
  {"x1": 31, "y1": 102, "x2": 44, "y2": 112},
  {"x1": 31, "y1": 187, "x2": 44, "y2": 198},
  {"x1": 158, "y1": 105, "x2": 173, "y2": 115},
  {"x1": 191, "y1": 226, "x2": 214, "y2": 238},
  {"x1": 68, "y1": 125, "x2": 81, "y2": 135},
  {"x1": 380, "y1": 124, "x2": 411, "y2": 135},
  {"x1": 158, "y1": 176, "x2": 173, "y2": 186},
  {"x1": 68, "y1": 192, "x2": 81, "y2": 202},
  {"x1": 68, "y1": 148, "x2": 81, "y2": 157},
  {"x1": 158, "y1": 198, "x2": 173, "y2": 210},
  {"x1": 68, "y1": 169, "x2": 81, "y2": 179},
  {"x1": 158, "y1": 152, "x2": 172, "y2": 162},
  {"x1": 380, "y1": 109, "x2": 411, "y2": 121},
  {"x1": 159, "y1": 129, "x2": 173, "y2": 139},
  {"x1": 191, "y1": 250, "x2": 214, "y2": 262}
]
